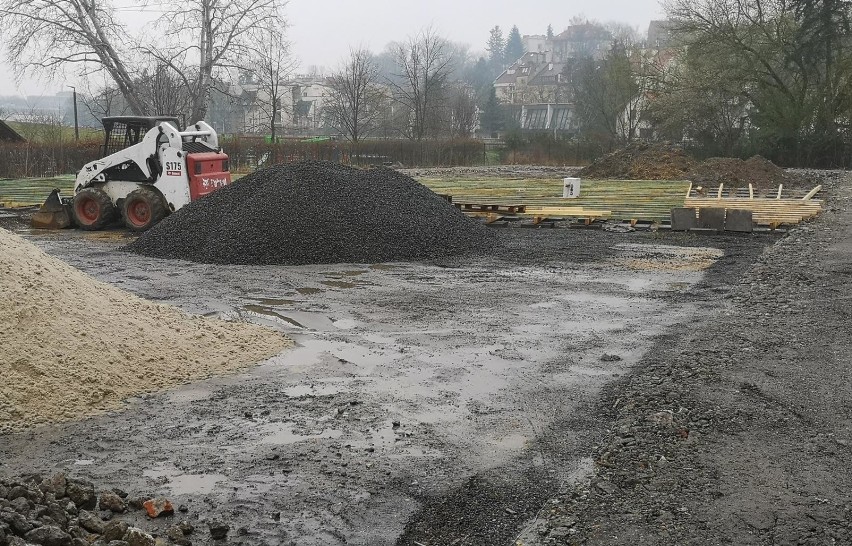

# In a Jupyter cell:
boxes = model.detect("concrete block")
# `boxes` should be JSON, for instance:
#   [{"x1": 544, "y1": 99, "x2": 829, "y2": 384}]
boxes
[
  {"x1": 697, "y1": 207, "x2": 725, "y2": 230},
  {"x1": 725, "y1": 209, "x2": 754, "y2": 232},
  {"x1": 670, "y1": 208, "x2": 698, "y2": 231}
]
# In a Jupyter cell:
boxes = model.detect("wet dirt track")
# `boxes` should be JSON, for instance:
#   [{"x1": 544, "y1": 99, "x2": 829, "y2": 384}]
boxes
[{"x1": 0, "y1": 226, "x2": 768, "y2": 545}]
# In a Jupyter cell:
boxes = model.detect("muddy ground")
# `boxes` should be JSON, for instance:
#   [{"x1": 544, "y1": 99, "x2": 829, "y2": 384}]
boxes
[{"x1": 0, "y1": 173, "x2": 845, "y2": 545}]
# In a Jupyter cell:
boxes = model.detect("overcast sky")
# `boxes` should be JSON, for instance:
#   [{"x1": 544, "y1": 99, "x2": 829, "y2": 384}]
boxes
[{"x1": 0, "y1": 0, "x2": 665, "y2": 97}]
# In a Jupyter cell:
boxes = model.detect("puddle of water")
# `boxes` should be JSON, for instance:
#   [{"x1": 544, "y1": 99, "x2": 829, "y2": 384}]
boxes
[
  {"x1": 259, "y1": 422, "x2": 343, "y2": 445},
  {"x1": 332, "y1": 318, "x2": 358, "y2": 330},
  {"x1": 243, "y1": 305, "x2": 305, "y2": 328},
  {"x1": 296, "y1": 287, "x2": 325, "y2": 295},
  {"x1": 74, "y1": 459, "x2": 94, "y2": 466},
  {"x1": 167, "y1": 385, "x2": 214, "y2": 404},
  {"x1": 143, "y1": 464, "x2": 227, "y2": 495},
  {"x1": 254, "y1": 298, "x2": 299, "y2": 306},
  {"x1": 82, "y1": 231, "x2": 130, "y2": 241}
]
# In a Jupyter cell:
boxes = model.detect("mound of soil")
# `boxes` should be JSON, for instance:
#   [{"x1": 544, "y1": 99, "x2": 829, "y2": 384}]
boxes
[
  {"x1": 0, "y1": 228, "x2": 290, "y2": 432},
  {"x1": 577, "y1": 141, "x2": 697, "y2": 180},
  {"x1": 126, "y1": 160, "x2": 496, "y2": 265},
  {"x1": 688, "y1": 155, "x2": 811, "y2": 190},
  {"x1": 578, "y1": 144, "x2": 814, "y2": 190}
]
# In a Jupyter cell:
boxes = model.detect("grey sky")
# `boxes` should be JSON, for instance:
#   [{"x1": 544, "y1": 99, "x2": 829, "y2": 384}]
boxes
[{"x1": 0, "y1": 0, "x2": 666, "y2": 97}]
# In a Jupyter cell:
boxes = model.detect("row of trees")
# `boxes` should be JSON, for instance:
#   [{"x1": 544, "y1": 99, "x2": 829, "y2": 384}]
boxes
[
  {"x1": 563, "y1": 0, "x2": 852, "y2": 166},
  {"x1": 659, "y1": 0, "x2": 852, "y2": 165},
  {"x1": 0, "y1": 0, "x2": 290, "y2": 122}
]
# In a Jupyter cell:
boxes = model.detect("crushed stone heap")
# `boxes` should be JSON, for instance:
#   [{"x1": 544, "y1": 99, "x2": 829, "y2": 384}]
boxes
[
  {"x1": 126, "y1": 160, "x2": 497, "y2": 265},
  {"x1": 0, "y1": 228, "x2": 291, "y2": 433}
]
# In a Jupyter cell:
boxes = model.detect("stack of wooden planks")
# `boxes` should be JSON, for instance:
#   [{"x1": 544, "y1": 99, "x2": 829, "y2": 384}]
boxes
[
  {"x1": 684, "y1": 183, "x2": 823, "y2": 227},
  {"x1": 424, "y1": 179, "x2": 692, "y2": 223}
]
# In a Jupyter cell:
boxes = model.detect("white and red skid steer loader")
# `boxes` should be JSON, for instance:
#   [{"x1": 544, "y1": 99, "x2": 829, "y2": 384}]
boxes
[{"x1": 33, "y1": 116, "x2": 232, "y2": 231}]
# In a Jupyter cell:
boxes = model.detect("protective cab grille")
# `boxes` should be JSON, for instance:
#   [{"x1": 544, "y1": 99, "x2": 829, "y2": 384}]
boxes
[{"x1": 182, "y1": 142, "x2": 216, "y2": 153}]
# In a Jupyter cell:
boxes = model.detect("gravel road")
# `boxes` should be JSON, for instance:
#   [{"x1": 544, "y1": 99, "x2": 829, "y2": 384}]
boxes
[{"x1": 521, "y1": 171, "x2": 852, "y2": 545}]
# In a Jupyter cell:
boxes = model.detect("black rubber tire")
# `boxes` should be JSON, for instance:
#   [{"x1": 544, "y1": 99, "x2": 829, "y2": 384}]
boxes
[
  {"x1": 72, "y1": 187, "x2": 117, "y2": 231},
  {"x1": 122, "y1": 186, "x2": 168, "y2": 232}
]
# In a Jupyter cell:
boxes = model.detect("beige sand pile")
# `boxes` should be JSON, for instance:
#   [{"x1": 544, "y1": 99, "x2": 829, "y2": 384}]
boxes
[{"x1": 0, "y1": 228, "x2": 292, "y2": 433}]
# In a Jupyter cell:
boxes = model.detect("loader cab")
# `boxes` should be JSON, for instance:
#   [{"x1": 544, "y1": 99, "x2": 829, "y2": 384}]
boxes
[
  {"x1": 98, "y1": 116, "x2": 181, "y2": 182},
  {"x1": 100, "y1": 116, "x2": 181, "y2": 158}
]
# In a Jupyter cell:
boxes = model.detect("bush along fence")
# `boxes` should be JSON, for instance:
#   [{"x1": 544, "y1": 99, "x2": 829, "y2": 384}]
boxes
[
  {"x1": 0, "y1": 138, "x2": 490, "y2": 179},
  {"x1": 0, "y1": 136, "x2": 605, "y2": 179}
]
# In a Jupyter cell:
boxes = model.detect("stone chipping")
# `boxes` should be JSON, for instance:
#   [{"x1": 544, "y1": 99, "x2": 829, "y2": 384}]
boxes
[{"x1": 125, "y1": 160, "x2": 497, "y2": 265}]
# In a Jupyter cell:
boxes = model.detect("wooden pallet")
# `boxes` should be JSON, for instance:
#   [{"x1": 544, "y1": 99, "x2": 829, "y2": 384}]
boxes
[{"x1": 454, "y1": 202, "x2": 527, "y2": 214}]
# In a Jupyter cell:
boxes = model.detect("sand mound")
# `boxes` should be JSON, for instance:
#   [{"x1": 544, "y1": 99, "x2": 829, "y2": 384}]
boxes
[
  {"x1": 0, "y1": 229, "x2": 291, "y2": 432},
  {"x1": 126, "y1": 160, "x2": 496, "y2": 265}
]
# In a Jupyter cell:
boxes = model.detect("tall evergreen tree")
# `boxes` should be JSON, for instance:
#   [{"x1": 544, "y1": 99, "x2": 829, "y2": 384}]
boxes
[
  {"x1": 487, "y1": 26, "x2": 506, "y2": 71},
  {"x1": 481, "y1": 87, "x2": 503, "y2": 135},
  {"x1": 505, "y1": 25, "x2": 524, "y2": 63},
  {"x1": 547, "y1": 24, "x2": 554, "y2": 40}
]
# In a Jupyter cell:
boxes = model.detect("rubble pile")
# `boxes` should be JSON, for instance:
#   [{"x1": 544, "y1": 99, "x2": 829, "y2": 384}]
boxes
[
  {"x1": 126, "y1": 160, "x2": 497, "y2": 265},
  {"x1": 0, "y1": 473, "x2": 219, "y2": 545}
]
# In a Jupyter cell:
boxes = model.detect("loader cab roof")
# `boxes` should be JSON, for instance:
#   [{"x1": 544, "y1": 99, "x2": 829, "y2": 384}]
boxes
[
  {"x1": 101, "y1": 116, "x2": 182, "y2": 131},
  {"x1": 100, "y1": 116, "x2": 182, "y2": 158}
]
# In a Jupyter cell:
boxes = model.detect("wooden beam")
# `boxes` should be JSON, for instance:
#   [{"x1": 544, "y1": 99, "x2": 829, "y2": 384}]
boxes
[{"x1": 802, "y1": 185, "x2": 823, "y2": 201}]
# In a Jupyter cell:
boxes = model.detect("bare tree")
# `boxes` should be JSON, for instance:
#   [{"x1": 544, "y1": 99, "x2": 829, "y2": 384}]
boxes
[
  {"x1": 448, "y1": 84, "x2": 477, "y2": 137},
  {"x1": 137, "y1": 65, "x2": 195, "y2": 120},
  {"x1": 0, "y1": 0, "x2": 147, "y2": 114},
  {"x1": 326, "y1": 47, "x2": 385, "y2": 143},
  {"x1": 81, "y1": 85, "x2": 131, "y2": 122},
  {"x1": 244, "y1": 28, "x2": 294, "y2": 141},
  {"x1": 144, "y1": 0, "x2": 288, "y2": 122},
  {"x1": 387, "y1": 27, "x2": 455, "y2": 141}
]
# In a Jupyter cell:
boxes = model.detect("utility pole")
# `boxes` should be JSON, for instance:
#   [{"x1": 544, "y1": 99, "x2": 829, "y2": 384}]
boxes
[{"x1": 68, "y1": 86, "x2": 79, "y2": 141}]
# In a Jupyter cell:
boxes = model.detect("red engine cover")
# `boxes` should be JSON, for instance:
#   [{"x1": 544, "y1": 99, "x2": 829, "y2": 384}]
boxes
[{"x1": 186, "y1": 152, "x2": 232, "y2": 201}]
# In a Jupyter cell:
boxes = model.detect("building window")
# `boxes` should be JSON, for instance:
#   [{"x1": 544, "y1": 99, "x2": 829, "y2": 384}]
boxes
[
  {"x1": 526, "y1": 109, "x2": 547, "y2": 129},
  {"x1": 553, "y1": 108, "x2": 571, "y2": 130}
]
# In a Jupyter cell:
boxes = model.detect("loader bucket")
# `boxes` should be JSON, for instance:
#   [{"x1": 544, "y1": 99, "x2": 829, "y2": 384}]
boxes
[{"x1": 31, "y1": 189, "x2": 72, "y2": 230}]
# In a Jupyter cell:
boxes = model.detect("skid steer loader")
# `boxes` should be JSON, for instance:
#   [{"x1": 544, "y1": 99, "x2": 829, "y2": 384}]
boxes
[{"x1": 32, "y1": 116, "x2": 232, "y2": 231}]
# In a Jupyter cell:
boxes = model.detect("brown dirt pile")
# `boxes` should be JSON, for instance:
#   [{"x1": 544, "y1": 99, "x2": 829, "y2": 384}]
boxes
[
  {"x1": 577, "y1": 141, "x2": 697, "y2": 180},
  {"x1": 688, "y1": 155, "x2": 810, "y2": 190},
  {"x1": 0, "y1": 228, "x2": 291, "y2": 433},
  {"x1": 578, "y1": 145, "x2": 813, "y2": 190}
]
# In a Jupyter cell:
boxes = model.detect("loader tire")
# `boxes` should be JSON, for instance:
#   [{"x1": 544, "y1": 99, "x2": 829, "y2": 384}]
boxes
[
  {"x1": 123, "y1": 186, "x2": 167, "y2": 232},
  {"x1": 72, "y1": 187, "x2": 117, "y2": 231}
]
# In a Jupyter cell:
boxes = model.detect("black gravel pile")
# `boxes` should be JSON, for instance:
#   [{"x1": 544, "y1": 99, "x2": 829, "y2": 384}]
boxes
[{"x1": 126, "y1": 161, "x2": 496, "y2": 265}]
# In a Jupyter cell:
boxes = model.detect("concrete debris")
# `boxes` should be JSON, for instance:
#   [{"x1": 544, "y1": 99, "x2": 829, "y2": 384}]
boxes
[{"x1": 0, "y1": 474, "x2": 203, "y2": 546}]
